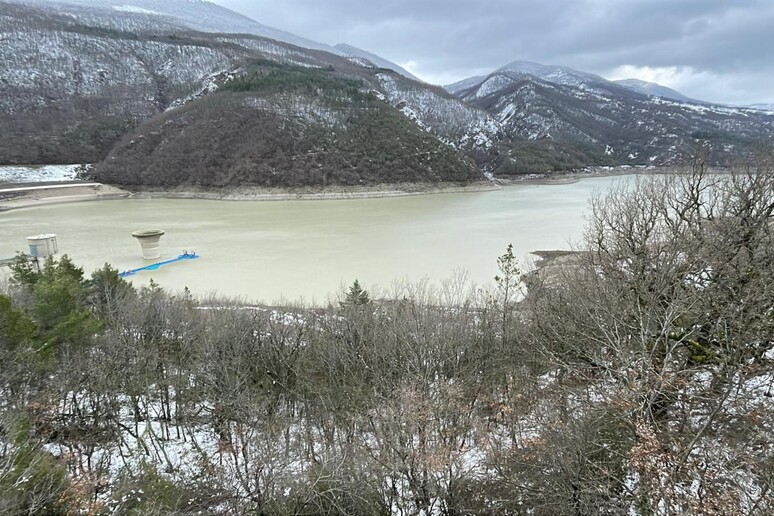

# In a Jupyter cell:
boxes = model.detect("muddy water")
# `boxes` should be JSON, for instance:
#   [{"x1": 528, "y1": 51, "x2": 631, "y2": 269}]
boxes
[{"x1": 0, "y1": 177, "x2": 620, "y2": 303}]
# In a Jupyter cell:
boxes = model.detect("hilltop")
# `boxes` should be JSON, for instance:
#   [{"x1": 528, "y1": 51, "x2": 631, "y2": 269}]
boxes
[{"x1": 93, "y1": 61, "x2": 483, "y2": 189}]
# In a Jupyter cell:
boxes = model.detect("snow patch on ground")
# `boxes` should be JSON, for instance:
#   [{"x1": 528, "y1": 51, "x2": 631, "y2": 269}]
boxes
[
  {"x1": 648, "y1": 97, "x2": 752, "y2": 117},
  {"x1": 242, "y1": 94, "x2": 343, "y2": 127},
  {"x1": 0, "y1": 164, "x2": 87, "y2": 183},
  {"x1": 475, "y1": 74, "x2": 514, "y2": 99},
  {"x1": 113, "y1": 5, "x2": 161, "y2": 15},
  {"x1": 498, "y1": 103, "x2": 518, "y2": 123},
  {"x1": 218, "y1": 37, "x2": 316, "y2": 66},
  {"x1": 346, "y1": 56, "x2": 374, "y2": 68},
  {"x1": 166, "y1": 69, "x2": 235, "y2": 111}
]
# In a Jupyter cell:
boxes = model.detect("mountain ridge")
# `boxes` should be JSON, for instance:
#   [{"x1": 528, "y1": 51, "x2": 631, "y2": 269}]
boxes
[
  {"x1": 614, "y1": 78, "x2": 699, "y2": 103},
  {"x1": 449, "y1": 64, "x2": 774, "y2": 171},
  {"x1": 3, "y1": 0, "x2": 344, "y2": 55},
  {"x1": 334, "y1": 43, "x2": 420, "y2": 81},
  {"x1": 447, "y1": 61, "x2": 704, "y2": 105},
  {"x1": 3, "y1": 0, "x2": 774, "y2": 185}
]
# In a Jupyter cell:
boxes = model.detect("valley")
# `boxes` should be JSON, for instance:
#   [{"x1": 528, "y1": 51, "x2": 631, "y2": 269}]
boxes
[{"x1": 1, "y1": 1, "x2": 774, "y2": 514}]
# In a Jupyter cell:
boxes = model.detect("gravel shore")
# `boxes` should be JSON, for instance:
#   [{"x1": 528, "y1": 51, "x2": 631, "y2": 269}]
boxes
[{"x1": 0, "y1": 181, "x2": 502, "y2": 211}]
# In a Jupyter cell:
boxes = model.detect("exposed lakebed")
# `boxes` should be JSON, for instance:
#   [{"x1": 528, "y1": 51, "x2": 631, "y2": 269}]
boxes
[{"x1": 0, "y1": 176, "x2": 621, "y2": 303}]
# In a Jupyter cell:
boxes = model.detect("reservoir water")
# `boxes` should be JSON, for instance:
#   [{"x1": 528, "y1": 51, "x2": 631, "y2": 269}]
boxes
[{"x1": 0, "y1": 177, "x2": 620, "y2": 303}]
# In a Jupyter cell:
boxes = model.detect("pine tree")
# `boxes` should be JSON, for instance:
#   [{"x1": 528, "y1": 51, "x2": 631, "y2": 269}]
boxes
[{"x1": 341, "y1": 279, "x2": 370, "y2": 307}]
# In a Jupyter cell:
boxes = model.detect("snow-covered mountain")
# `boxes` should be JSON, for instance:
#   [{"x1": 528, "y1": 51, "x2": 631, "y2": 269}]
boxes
[
  {"x1": 3, "y1": 0, "x2": 344, "y2": 55},
  {"x1": 447, "y1": 62, "x2": 702, "y2": 103},
  {"x1": 444, "y1": 75, "x2": 487, "y2": 96},
  {"x1": 446, "y1": 61, "x2": 640, "y2": 102},
  {"x1": 448, "y1": 61, "x2": 774, "y2": 170},
  {"x1": 3, "y1": 1, "x2": 773, "y2": 179},
  {"x1": 497, "y1": 61, "x2": 612, "y2": 91},
  {"x1": 614, "y1": 78, "x2": 699, "y2": 103},
  {"x1": 1, "y1": 0, "x2": 503, "y2": 180},
  {"x1": 372, "y1": 72, "x2": 504, "y2": 173},
  {"x1": 334, "y1": 43, "x2": 420, "y2": 81}
]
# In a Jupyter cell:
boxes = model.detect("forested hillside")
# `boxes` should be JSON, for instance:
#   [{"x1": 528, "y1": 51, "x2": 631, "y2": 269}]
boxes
[
  {"x1": 0, "y1": 1, "x2": 242, "y2": 163},
  {"x1": 6, "y1": 0, "x2": 774, "y2": 184},
  {"x1": 1, "y1": 1, "x2": 493, "y2": 185},
  {"x1": 2, "y1": 157, "x2": 773, "y2": 514},
  {"x1": 92, "y1": 61, "x2": 482, "y2": 188}
]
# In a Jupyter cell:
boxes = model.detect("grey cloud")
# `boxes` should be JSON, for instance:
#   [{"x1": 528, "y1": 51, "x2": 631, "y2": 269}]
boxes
[{"x1": 213, "y1": 0, "x2": 774, "y2": 104}]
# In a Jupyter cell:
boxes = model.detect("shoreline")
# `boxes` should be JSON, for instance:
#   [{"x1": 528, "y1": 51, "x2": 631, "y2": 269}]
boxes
[
  {"x1": 0, "y1": 181, "x2": 500, "y2": 211},
  {"x1": 0, "y1": 183, "x2": 131, "y2": 212},
  {"x1": 497, "y1": 166, "x2": 672, "y2": 186},
  {"x1": 128, "y1": 181, "x2": 502, "y2": 202},
  {"x1": 0, "y1": 166, "x2": 672, "y2": 211}
]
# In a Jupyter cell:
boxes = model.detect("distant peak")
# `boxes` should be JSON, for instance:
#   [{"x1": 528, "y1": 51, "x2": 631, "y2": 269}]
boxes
[
  {"x1": 333, "y1": 43, "x2": 420, "y2": 81},
  {"x1": 497, "y1": 60, "x2": 607, "y2": 81},
  {"x1": 614, "y1": 78, "x2": 699, "y2": 104}
]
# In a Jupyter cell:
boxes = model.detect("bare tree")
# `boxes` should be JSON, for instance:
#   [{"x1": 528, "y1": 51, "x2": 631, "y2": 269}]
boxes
[{"x1": 517, "y1": 157, "x2": 774, "y2": 513}]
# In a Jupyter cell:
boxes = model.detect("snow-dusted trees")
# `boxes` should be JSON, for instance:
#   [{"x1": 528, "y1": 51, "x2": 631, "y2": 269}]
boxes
[
  {"x1": 516, "y1": 155, "x2": 774, "y2": 513},
  {"x1": 1, "y1": 155, "x2": 772, "y2": 513}
]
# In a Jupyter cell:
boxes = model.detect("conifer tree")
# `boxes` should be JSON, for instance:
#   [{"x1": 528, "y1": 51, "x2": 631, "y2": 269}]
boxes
[{"x1": 341, "y1": 279, "x2": 370, "y2": 307}]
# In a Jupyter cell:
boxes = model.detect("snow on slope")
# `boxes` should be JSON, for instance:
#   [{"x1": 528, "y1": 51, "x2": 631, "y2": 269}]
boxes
[
  {"x1": 0, "y1": 14, "x2": 238, "y2": 115},
  {"x1": 375, "y1": 72, "x2": 503, "y2": 156},
  {"x1": 748, "y1": 103, "x2": 774, "y2": 113},
  {"x1": 474, "y1": 74, "x2": 516, "y2": 99},
  {"x1": 334, "y1": 43, "x2": 420, "y2": 81},
  {"x1": 497, "y1": 60, "x2": 611, "y2": 90},
  {"x1": 615, "y1": 78, "x2": 698, "y2": 103},
  {"x1": 444, "y1": 75, "x2": 487, "y2": 96},
  {"x1": 4, "y1": 0, "x2": 344, "y2": 55},
  {"x1": 0, "y1": 164, "x2": 85, "y2": 182}
]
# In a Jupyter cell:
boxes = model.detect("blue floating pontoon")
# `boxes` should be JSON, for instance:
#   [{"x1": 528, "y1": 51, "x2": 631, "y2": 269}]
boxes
[{"x1": 119, "y1": 252, "x2": 199, "y2": 277}]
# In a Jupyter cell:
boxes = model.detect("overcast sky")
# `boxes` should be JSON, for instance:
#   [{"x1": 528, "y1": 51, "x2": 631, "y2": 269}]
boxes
[{"x1": 211, "y1": 0, "x2": 774, "y2": 105}]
